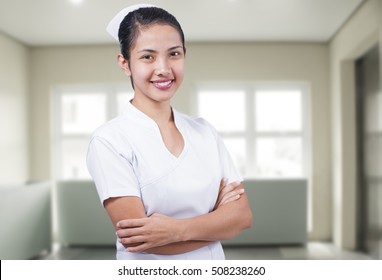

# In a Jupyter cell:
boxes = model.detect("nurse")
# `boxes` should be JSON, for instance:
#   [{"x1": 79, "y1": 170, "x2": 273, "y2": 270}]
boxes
[{"x1": 86, "y1": 4, "x2": 252, "y2": 260}]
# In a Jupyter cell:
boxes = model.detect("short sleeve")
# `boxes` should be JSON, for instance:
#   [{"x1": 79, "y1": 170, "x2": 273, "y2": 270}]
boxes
[
  {"x1": 216, "y1": 133, "x2": 243, "y2": 184},
  {"x1": 86, "y1": 136, "x2": 141, "y2": 205},
  {"x1": 199, "y1": 118, "x2": 243, "y2": 184}
]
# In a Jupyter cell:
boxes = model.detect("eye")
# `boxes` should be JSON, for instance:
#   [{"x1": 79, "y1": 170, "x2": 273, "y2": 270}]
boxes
[
  {"x1": 170, "y1": 51, "x2": 183, "y2": 57},
  {"x1": 140, "y1": 54, "x2": 154, "y2": 60}
]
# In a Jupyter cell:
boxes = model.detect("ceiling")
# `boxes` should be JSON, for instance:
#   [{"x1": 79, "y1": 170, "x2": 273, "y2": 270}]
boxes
[{"x1": 0, "y1": 0, "x2": 365, "y2": 46}]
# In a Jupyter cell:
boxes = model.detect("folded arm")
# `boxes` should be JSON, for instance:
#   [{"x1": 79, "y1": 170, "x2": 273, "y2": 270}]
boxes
[
  {"x1": 180, "y1": 182, "x2": 252, "y2": 242},
  {"x1": 104, "y1": 196, "x2": 212, "y2": 254},
  {"x1": 113, "y1": 181, "x2": 253, "y2": 254}
]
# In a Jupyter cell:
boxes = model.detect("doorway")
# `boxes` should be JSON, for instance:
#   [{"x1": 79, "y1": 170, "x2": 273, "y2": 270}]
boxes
[{"x1": 355, "y1": 44, "x2": 381, "y2": 259}]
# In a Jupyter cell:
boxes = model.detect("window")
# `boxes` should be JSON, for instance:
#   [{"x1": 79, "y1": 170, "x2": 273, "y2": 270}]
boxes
[
  {"x1": 53, "y1": 82, "x2": 310, "y2": 180},
  {"x1": 195, "y1": 82, "x2": 310, "y2": 179},
  {"x1": 53, "y1": 85, "x2": 133, "y2": 180}
]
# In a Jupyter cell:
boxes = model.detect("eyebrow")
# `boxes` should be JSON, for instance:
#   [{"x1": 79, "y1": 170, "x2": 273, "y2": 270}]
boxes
[{"x1": 137, "y1": 45, "x2": 183, "y2": 53}]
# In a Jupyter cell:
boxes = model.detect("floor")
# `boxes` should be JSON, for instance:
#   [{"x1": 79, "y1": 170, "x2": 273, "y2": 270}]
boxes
[{"x1": 35, "y1": 242, "x2": 372, "y2": 260}]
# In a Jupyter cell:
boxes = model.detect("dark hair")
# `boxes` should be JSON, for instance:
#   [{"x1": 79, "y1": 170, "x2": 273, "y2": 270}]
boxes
[{"x1": 118, "y1": 7, "x2": 186, "y2": 62}]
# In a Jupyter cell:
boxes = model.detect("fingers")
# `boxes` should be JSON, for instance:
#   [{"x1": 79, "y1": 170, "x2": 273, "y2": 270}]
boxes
[
  {"x1": 118, "y1": 235, "x2": 150, "y2": 252},
  {"x1": 116, "y1": 213, "x2": 165, "y2": 229},
  {"x1": 219, "y1": 177, "x2": 228, "y2": 192},
  {"x1": 126, "y1": 242, "x2": 151, "y2": 253},
  {"x1": 115, "y1": 213, "x2": 177, "y2": 252},
  {"x1": 118, "y1": 235, "x2": 145, "y2": 245},
  {"x1": 116, "y1": 217, "x2": 148, "y2": 229},
  {"x1": 220, "y1": 181, "x2": 240, "y2": 196},
  {"x1": 216, "y1": 180, "x2": 244, "y2": 207},
  {"x1": 219, "y1": 188, "x2": 244, "y2": 206},
  {"x1": 116, "y1": 218, "x2": 150, "y2": 252},
  {"x1": 215, "y1": 179, "x2": 225, "y2": 207},
  {"x1": 116, "y1": 227, "x2": 143, "y2": 238},
  {"x1": 116, "y1": 226, "x2": 151, "y2": 252}
]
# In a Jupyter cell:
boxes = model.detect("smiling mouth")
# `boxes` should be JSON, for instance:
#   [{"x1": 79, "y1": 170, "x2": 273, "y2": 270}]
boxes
[{"x1": 152, "y1": 80, "x2": 173, "y2": 89}]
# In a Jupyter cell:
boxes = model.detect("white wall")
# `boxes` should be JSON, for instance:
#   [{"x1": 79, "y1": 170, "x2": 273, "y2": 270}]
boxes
[
  {"x1": 29, "y1": 42, "x2": 331, "y2": 241},
  {"x1": 29, "y1": 44, "x2": 122, "y2": 180},
  {"x1": 0, "y1": 32, "x2": 29, "y2": 185},
  {"x1": 329, "y1": 0, "x2": 381, "y2": 249}
]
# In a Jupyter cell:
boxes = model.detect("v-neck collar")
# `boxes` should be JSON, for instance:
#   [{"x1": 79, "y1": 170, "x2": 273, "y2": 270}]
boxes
[
  {"x1": 122, "y1": 100, "x2": 183, "y2": 129},
  {"x1": 122, "y1": 100, "x2": 187, "y2": 159}
]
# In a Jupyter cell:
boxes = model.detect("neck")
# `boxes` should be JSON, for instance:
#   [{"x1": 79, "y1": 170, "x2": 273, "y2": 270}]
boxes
[{"x1": 131, "y1": 97, "x2": 173, "y2": 125}]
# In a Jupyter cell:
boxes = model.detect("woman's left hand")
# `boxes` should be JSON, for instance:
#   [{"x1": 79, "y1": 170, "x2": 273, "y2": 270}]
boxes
[
  {"x1": 116, "y1": 213, "x2": 182, "y2": 252},
  {"x1": 214, "y1": 178, "x2": 244, "y2": 210}
]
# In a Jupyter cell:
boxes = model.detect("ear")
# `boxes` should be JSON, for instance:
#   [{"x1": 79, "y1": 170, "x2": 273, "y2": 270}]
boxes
[{"x1": 117, "y1": 54, "x2": 131, "y2": 76}]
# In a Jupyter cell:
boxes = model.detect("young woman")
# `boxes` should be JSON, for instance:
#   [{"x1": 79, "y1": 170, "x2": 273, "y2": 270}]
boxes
[{"x1": 86, "y1": 4, "x2": 252, "y2": 260}]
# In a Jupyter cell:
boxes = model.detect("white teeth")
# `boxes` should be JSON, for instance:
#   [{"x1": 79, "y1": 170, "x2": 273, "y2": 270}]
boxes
[{"x1": 154, "y1": 80, "x2": 172, "y2": 87}]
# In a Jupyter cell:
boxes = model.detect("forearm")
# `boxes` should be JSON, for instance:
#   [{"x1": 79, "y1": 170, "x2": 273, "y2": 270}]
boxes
[
  {"x1": 105, "y1": 197, "x2": 213, "y2": 254},
  {"x1": 144, "y1": 241, "x2": 212, "y2": 255},
  {"x1": 145, "y1": 184, "x2": 252, "y2": 252},
  {"x1": 144, "y1": 192, "x2": 252, "y2": 254},
  {"x1": 115, "y1": 184, "x2": 252, "y2": 253},
  {"x1": 179, "y1": 191, "x2": 252, "y2": 242},
  {"x1": 121, "y1": 202, "x2": 249, "y2": 254}
]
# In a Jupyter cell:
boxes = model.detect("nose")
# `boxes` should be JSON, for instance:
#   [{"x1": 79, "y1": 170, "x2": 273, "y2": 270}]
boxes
[{"x1": 155, "y1": 57, "x2": 170, "y2": 76}]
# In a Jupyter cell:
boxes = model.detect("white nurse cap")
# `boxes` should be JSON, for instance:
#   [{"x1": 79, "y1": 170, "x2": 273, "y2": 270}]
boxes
[{"x1": 106, "y1": 3, "x2": 158, "y2": 41}]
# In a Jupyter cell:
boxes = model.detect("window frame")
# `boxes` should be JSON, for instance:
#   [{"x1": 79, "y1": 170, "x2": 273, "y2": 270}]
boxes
[
  {"x1": 192, "y1": 81, "x2": 311, "y2": 179},
  {"x1": 52, "y1": 84, "x2": 133, "y2": 181}
]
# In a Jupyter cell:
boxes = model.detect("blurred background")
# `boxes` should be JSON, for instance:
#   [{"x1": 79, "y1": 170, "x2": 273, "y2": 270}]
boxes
[{"x1": 0, "y1": 0, "x2": 381, "y2": 260}]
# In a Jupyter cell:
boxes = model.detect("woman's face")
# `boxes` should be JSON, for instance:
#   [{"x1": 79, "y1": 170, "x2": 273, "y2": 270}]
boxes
[{"x1": 123, "y1": 24, "x2": 185, "y2": 105}]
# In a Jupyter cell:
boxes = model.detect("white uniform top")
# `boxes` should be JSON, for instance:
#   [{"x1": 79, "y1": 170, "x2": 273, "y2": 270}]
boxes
[{"x1": 86, "y1": 101, "x2": 242, "y2": 260}]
